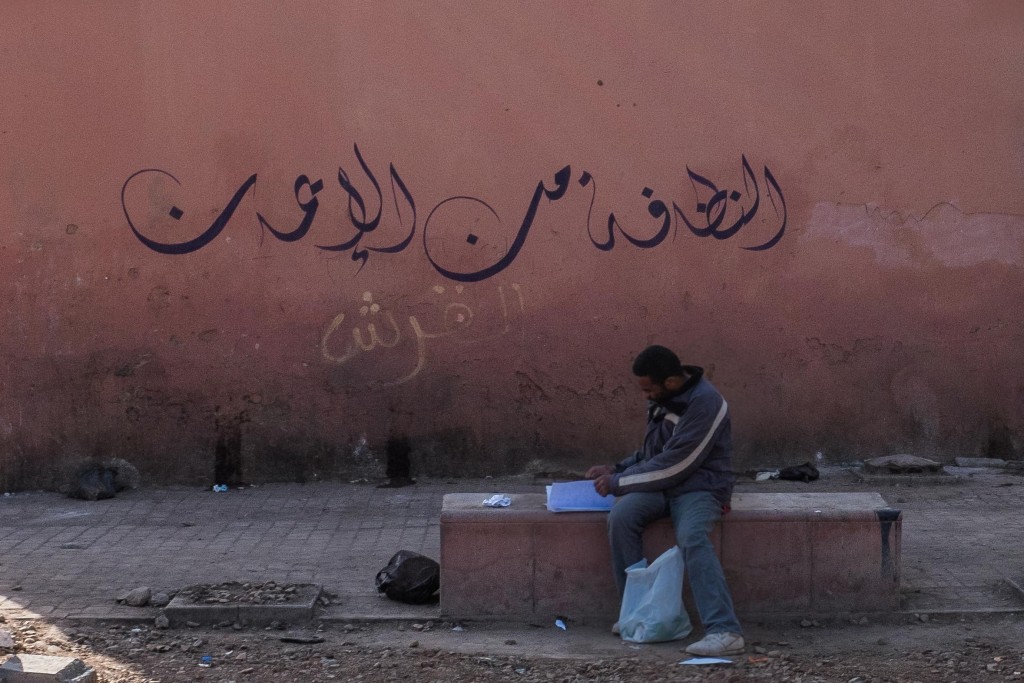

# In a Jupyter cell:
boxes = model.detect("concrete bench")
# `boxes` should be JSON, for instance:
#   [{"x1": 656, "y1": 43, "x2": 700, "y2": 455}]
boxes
[{"x1": 440, "y1": 492, "x2": 901, "y2": 621}]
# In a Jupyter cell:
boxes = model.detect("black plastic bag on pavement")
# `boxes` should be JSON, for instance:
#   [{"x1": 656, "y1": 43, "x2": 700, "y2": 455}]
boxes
[
  {"x1": 68, "y1": 464, "x2": 118, "y2": 500},
  {"x1": 375, "y1": 550, "x2": 440, "y2": 604},
  {"x1": 777, "y1": 462, "x2": 820, "y2": 482}
]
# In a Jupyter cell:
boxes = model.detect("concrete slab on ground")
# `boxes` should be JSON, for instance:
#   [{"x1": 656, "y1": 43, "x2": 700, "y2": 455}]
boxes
[
  {"x1": 164, "y1": 584, "x2": 321, "y2": 626},
  {"x1": 0, "y1": 654, "x2": 96, "y2": 682}
]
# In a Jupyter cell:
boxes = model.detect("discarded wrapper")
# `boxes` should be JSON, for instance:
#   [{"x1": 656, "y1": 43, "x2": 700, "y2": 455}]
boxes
[
  {"x1": 483, "y1": 494, "x2": 512, "y2": 507},
  {"x1": 679, "y1": 657, "x2": 733, "y2": 665}
]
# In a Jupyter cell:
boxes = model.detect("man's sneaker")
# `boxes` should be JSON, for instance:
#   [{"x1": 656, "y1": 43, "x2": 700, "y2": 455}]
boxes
[
  {"x1": 611, "y1": 622, "x2": 620, "y2": 635},
  {"x1": 684, "y1": 632, "x2": 745, "y2": 656}
]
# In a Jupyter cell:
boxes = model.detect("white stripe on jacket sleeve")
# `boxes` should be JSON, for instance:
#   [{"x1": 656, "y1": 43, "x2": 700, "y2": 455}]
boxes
[{"x1": 616, "y1": 399, "x2": 728, "y2": 488}]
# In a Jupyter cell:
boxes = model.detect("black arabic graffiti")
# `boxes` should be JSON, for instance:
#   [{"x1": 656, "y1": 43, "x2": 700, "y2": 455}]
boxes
[
  {"x1": 581, "y1": 155, "x2": 786, "y2": 252},
  {"x1": 121, "y1": 148, "x2": 786, "y2": 282}
]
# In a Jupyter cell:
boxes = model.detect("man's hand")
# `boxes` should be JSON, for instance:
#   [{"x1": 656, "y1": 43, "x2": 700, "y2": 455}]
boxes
[
  {"x1": 593, "y1": 474, "x2": 615, "y2": 497},
  {"x1": 585, "y1": 464, "x2": 615, "y2": 479}
]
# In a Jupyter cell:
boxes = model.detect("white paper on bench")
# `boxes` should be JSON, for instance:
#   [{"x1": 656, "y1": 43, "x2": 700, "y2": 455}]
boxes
[{"x1": 546, "y1": 480, "x2": 615, "y2": 512}]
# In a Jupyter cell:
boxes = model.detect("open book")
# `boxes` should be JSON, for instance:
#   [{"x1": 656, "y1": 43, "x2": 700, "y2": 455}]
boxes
[{"x1": 546, "y1": 480, "x2": 615, "y2": 512}]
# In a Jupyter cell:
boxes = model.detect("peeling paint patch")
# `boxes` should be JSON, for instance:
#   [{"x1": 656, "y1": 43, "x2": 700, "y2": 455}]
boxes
[{"x1": 806, "y1": 203, "x2": 1024, "y2": 267}]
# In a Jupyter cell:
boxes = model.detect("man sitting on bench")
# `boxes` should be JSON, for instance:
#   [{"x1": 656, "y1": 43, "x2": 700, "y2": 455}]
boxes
[{"x1": 586, "y1": 345, "x2": 744, "y2": 656}]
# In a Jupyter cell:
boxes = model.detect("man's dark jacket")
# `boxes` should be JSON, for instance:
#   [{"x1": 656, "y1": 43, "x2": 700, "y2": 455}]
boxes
[{"x1": 610, "y1": 365, "x2": 735, "y2": 507}]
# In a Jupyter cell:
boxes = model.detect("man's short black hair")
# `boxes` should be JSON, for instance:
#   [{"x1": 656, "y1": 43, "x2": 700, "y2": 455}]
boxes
[{"x1": 632, "y1": 345, "x2": 685, "y2": 383}]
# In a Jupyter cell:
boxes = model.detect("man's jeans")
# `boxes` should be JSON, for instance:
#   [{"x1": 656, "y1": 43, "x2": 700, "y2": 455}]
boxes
[{"x1": 608, "y1": 490, "x2": 742, "y2": 635}]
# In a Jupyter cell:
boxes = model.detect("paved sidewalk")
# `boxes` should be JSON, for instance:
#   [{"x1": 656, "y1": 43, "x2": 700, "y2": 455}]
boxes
[{"x1": 0, "y1": 470, "x2": 1022, "y2": 624}]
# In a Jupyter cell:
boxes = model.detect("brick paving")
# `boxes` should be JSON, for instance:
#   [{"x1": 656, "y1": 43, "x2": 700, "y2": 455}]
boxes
[{"x1": 0, "y1": 470, "x2": 1021, "y2": 623}]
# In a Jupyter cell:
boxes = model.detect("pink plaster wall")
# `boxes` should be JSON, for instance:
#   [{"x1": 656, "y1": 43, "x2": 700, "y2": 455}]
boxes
[{"x1": 1, "y1": 2, "x2": 1023, "y2": 489}]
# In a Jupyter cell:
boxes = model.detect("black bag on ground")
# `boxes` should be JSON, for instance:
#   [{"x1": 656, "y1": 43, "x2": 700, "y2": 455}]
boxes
[
  {"x1": 68, "y1": 464, "x2": 118, "y2": 500},
  {"x1": 375, "y1": 550, "x2": 440, "y2": 604},
  {"x1": 777, "y1": 462, "x2": 820, "y2": 482}
]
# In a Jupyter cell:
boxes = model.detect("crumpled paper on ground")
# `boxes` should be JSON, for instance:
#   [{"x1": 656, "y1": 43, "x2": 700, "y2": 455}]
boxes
[{"x1": 483, "y1": 494, "x2": 511, "y2": 507}]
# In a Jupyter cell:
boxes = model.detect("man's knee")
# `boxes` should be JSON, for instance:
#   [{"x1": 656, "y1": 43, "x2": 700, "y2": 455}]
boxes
[
  {"x1": 608, "y1": 502, "x2": 650, "y2": 537},
  {"x1": 607, "y1": 504, "x2": 630, "y2": 533}
]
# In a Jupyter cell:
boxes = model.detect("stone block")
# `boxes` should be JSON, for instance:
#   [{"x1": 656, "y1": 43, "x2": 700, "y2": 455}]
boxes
[
  {"x1": 440, "y1": 516, "x2": 537, "y2": 617},
  {"x1": 0, "y1": 654, "x2": 97, "y2": 683},
  {"x1": 953, "y1": 457, "x2": 1006, "y2": 468},
  {"x1": 722, "y1": 518, "x2": 811, "y2": 612},
  {"x1": 533, "y1": 516, "x2": 616, "y2": 617},
  {"x1": 163, "y1": 584, "x2": 321, "y2": 627},
  {"x1": 810, "y1": 512, "x2": 901, "y2": 612},
  {"x1": 864, "y1": 454, "x2": 941, "y2": 474},
  {"x1": 162, "y1": 603, "x2": 239, "y2": 627},
  {"x1": 440, "y1": 491, "x2": 901, "y2": 621}
]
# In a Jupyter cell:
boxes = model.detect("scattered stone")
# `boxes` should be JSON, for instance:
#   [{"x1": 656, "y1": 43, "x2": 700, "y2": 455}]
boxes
[
  {"x1": 154, "y1": 613, "x2": 169, "y2": 629},
  {"x1": 117, "y1": 587, "x2": 151, "y2": 607},
  {"x1": 920, "y1": 613, "x2": 930, "y2": 623},
  {"x1": 863, "y1": 454, "x2": 942, "y2": 474},
  {"x1": 279, "y1": 633, "x2": 324, "y2": 644},
  {"x1": 409, "y1": 640, "x2": 419, "y2": 648},
  {"x1": 504, "y1": 639, "x2": 517, "y2": 646},
  {"x1": 954, "y1": 457, "x2": 1006, "y2": 468},
  {"x1": 754, "y1": 645, "x2": 767, "y2": 654},
  {"x1": 0, "y1": 654, "x2": 97, "y2": 682},
  {"x1": 150, "y1": 592, "x2": 171, "y2": 608},
  {"x1": 877, "y1": 637, "x2": 890, "y2": 646},
  {"x1": 185, "y1": 621, "x2": 200, "y2": 628},
  {"x1": 0, "y1": 629, "x2": 14, "y2": 648}
]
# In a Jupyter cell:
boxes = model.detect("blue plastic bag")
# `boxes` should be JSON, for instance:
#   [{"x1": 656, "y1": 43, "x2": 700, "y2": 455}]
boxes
[{"x1": 618, "y1": 546, "x2": 692, "y2": 643}]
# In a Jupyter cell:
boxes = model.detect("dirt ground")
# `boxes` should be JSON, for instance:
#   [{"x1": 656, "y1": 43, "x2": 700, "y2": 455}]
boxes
[{"x1": 2, "y1": 612, "x2": 1023, "y2": 682}]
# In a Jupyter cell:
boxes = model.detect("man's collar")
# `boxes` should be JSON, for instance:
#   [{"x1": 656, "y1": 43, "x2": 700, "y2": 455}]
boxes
[{"x1": 656, "y1": 365, "x2": 704, "y2": 407}]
